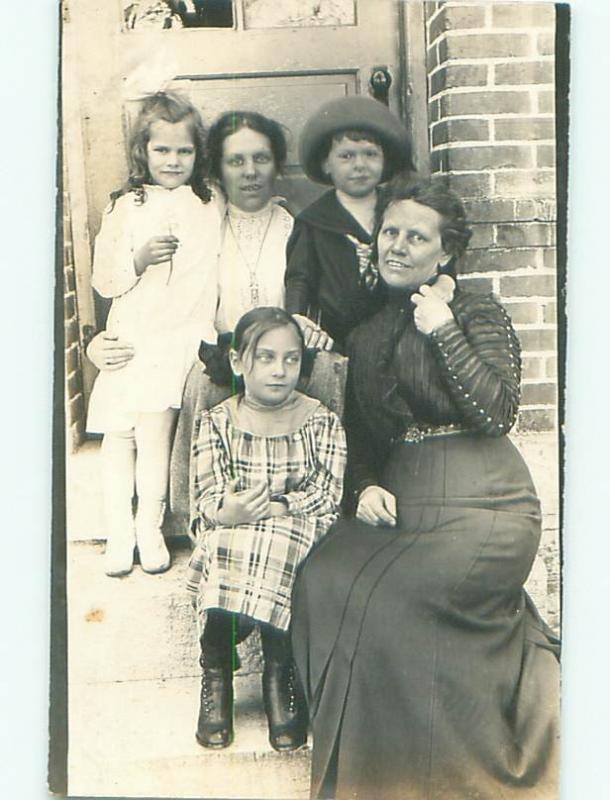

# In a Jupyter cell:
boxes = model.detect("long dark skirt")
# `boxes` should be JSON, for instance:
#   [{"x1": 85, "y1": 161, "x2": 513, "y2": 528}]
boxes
[{"x1": 291, "y1": 434, "x2": 559, "y2": 800}]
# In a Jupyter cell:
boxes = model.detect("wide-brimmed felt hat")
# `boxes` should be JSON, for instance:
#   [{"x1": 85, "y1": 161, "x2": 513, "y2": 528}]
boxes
[{"x1": 299, "y1": 95, "x2": 414, "y2": 185}]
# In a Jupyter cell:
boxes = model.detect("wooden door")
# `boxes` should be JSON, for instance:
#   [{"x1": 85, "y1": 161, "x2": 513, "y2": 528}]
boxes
[{"x1": 62, "y1": 0, "x2": 425, "y2": 400}]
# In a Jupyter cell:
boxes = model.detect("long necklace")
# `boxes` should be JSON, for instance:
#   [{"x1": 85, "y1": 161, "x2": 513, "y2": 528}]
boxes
[{"x1": 225, "y1": 205, "x2": 275, "y2": 307}]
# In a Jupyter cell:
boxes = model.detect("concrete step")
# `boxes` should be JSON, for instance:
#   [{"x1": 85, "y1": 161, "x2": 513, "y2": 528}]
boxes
[
  {"x1": 67, "y1": 541, "x2": 309, "y2": 798},
  {"x1": 68, "y1": 673, "x2": 311, "y2": 798},
  {"x1": 68, "y1": 541, "x2": 263, "y2": 684}
]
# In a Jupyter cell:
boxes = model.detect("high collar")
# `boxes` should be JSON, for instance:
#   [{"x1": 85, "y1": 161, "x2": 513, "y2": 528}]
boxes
[
  {"x1": 227, "y1": 200, "x2": 274, "y2": 219},
  {"x1": 335, "y1": 190, "x2": 377, "y2": 234},
  {"x1": 242, "y1": 389, "x2": 299, "y2": 413}
]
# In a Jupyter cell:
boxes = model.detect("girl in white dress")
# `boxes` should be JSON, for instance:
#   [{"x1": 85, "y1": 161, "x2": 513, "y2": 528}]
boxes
[{"x1": 86, "y1": 92, "x2": 220, "y2": 577}]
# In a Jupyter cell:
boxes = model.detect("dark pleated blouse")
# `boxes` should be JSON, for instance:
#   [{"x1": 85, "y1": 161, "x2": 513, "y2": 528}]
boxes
[{"x1": 344, "y1": 288, "x2": 522, "y2": 497}]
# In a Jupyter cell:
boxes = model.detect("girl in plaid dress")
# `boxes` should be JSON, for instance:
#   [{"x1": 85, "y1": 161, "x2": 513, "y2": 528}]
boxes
[{"x1": 187, "y1": 307, "x2": 346, "y2": 752}]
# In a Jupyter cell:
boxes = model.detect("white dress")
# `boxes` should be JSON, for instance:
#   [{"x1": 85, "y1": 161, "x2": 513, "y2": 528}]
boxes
[
  {"x1": 215, "y1": 200, "x2": 294, "y2": 334},
  {"x1": 86, "y1": 185, "x2": 221, "y2": 432}
]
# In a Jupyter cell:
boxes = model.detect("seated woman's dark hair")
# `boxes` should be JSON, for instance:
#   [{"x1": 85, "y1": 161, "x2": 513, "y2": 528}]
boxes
[
  {"x1": 375, "y1": 175, "x2": 472, "y2": 267},
  {"x1": 207, "y1": 111, "x2": 289, "y2": 185}
]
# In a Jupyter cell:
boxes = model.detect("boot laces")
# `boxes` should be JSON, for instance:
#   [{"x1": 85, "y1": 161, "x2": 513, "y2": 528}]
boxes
[
  {"x1": 287, "y1": 664, "x2": 296, "y2": 714},
  {"x1": 200, "y1": 672, "x2": 215, "y2": 713}
]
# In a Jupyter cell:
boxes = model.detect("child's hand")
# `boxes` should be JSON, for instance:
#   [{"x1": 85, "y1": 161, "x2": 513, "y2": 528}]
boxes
[
  {"x1": 292, "y1": 314, "x2": 334, "y2": 351},
  {"x1": 430, "y1": 273, "x2": 456, "y2": 304},
  {"x1": 217, "y1": 479, "x2": 271, "y2": 526},
  {"x1": 412, "y1": 285, "x2": 454, "y2": 335},
  {"x1": 134, "y1": 235, "x2": 179, "y2": 275}
]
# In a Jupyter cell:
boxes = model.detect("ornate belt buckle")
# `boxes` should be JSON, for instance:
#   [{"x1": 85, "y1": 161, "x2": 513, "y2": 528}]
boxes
[{"x1": 403, "y1": 426, "x2": 424, "y2": 444}]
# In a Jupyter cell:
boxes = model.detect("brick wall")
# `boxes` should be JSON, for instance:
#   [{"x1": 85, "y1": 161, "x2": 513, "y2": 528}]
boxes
[
  {"x1": 64, "y1": 163, "x2": 86, "y2": 453},
  {"x1": 425, "y1": 1, "x2": 557, "y2": 433}
]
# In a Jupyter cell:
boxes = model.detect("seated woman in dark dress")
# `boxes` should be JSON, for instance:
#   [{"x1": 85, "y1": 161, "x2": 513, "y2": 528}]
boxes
[{"x1": 291, "y1": 177, "x2": 560, "y2": 800}]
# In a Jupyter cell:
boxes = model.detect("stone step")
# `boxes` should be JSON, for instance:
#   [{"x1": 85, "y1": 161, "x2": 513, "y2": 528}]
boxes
[
  {"x1": 68, "y1": 673, "x2": 311, "y2": 798},
  {"x1": 68, "y1": 541, "x2": 263, "y2": 684},
  {"x1": 68, "y1": 541, "x2": 309, "y2": 798}
]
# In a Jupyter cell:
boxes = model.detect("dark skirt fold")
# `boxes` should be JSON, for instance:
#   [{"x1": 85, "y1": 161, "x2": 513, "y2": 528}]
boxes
[{"x1": 292, "y1": 434, "x2": 559, "y2": 800}]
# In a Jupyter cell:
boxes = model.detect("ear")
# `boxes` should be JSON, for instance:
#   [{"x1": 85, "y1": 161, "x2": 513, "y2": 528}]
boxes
[
  {"x1": 229, "y1": 349, "x2": 243, "y2": 377},
  {"x1": 321, "y1": 156, "x2": 331, "y2": 177}
]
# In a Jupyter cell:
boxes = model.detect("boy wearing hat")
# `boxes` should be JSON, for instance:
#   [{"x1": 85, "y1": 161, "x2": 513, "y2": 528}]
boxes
[{"x1": 286, "y1": 96, "x2": 454, "y2": 351}]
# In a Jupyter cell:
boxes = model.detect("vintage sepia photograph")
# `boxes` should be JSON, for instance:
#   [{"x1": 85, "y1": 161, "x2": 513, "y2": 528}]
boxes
[{"x1": 54, "y1": 1, "x2": 566, "y2": 797}]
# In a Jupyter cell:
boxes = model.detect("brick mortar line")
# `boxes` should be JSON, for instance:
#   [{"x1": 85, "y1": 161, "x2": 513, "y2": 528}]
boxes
[
  {"x1": 509, "y1": 318, "x2": 556, "y2": 326},
  {"x1": 462, "y1": 271, "x2": 557, "y2": 278},
  {"x1": 428, "y1": 27, "x2": 555, "y2": 43},
  {"x1": 429, "y1": 112, "x2": 555, "y2": 120},
  {"x1": 440, "y1": 167, "x2": 555, "y2": 174},
  {"x1": 429, "y1": 86, "x2": 555, "y2": 103},
  {"x1": 428, "y1": 84, "x2": 554, "y2": 100},
  {"x1": 514, "y1": 351, "x2": 557, "y2": 358},
  {"x1": 431, "y1": 139, "x2": 556, "y2": 147},
  {"x1": 427, "y1": 56, "x2": 554, "y2": 76},
  {"x1": 424, "y1": 5, "x2": 444, "y2": 30}
]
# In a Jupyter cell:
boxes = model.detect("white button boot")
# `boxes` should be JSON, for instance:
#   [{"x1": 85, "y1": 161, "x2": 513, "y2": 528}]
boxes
[
  {"x1": 104, "y1": 500, "x2": 136, "y2": 577},
  {"x1": 135, "y1": 499, "x2": 171, "y2": 574}
]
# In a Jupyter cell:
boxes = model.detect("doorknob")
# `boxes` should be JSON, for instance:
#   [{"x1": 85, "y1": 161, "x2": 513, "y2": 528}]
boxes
[{"x1": 369, "y1": 66, "x2": 392, "y2": 106}]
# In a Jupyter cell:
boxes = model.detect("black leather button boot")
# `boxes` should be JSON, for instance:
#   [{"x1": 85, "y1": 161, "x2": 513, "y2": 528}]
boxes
[
  {"x1": 196, "y1": 610, "x2": 234, "y2": 749},
  {"x1": 261, "y1": 624, "x2": 308, "y2": 752}
]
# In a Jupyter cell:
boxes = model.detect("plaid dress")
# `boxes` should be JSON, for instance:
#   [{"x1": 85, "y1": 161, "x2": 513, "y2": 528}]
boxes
[{"x1": 186, "y1": 396, "x2": 346, "y2": 631}]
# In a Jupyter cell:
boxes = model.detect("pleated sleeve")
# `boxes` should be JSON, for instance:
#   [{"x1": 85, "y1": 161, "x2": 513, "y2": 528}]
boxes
[{"x1": 430, "y1": 295, "x2": 521, "y2": 436}]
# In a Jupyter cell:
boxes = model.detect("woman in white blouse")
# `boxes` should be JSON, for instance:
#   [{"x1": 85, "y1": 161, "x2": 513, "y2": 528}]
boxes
[{"x1": 207, "y1": 110, "x2": 294, "y2": 333}]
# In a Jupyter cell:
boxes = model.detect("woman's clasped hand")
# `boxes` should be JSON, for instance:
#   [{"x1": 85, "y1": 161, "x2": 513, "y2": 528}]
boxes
[
  {"x1": 355, "y1": 484, "x2": 397, "y2": 526},
  {"x1": 411, "y1": 283, "x2": 454, "y2": 334}
]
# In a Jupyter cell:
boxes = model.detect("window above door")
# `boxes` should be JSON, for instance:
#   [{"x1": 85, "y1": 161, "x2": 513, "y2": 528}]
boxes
[{"x1": 121, "y1": 0, "x2": 358, "y2": 32}]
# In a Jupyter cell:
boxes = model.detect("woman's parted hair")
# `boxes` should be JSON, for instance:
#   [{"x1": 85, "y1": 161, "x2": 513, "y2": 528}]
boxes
[
  {"x1": 375, "y1": 175, "x2": 473, "y2": 266},
  {"x1": 207, "y1": 111, "x2": 288, "y2": 186},
  {"x1": 110, "y1": 91, "x2": 212, "y2": 207}
]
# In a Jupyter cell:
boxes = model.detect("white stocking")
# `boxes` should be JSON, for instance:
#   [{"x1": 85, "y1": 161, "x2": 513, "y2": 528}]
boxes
[
  {"x1": 133, "y1": 409, "x2": 178, "y2": 572},
  {"x1": 100, "y1": 429, "x2": 136, "y2": 538},
  {"x1": 100, "y1": 429, "x2": 137, "y2": 575}
]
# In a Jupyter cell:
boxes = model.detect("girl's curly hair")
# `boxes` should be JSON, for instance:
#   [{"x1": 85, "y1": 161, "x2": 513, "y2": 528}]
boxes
[{"x1": 109, "y1": 91, "x2": 212, "y2": 208}]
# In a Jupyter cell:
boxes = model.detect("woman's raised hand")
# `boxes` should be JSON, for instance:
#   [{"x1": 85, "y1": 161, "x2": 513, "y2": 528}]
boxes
[
  {"x1": 134, "y1": 235, "x2": 179, "y2": 275},
  {"x1": 356, "y1": 485, "x2": 397, "y2": 527},
  {"x1": 292, "y1": 314, "x2": 334, "y2": 352},
  {"x1": 217, "y1": 479, "x2": 271, "y2": 525},
  {"x1": 412, "y1": 284, "x2": 454, "y2": 335},
  {"x1": 86, "y1": 331, "x2": 135, "y2": 371}
]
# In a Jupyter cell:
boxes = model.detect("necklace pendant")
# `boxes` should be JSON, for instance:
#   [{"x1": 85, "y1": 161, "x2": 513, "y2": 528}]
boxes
[{"x1": 250, "y1": 284, "x2": 260, "y2": 306}]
